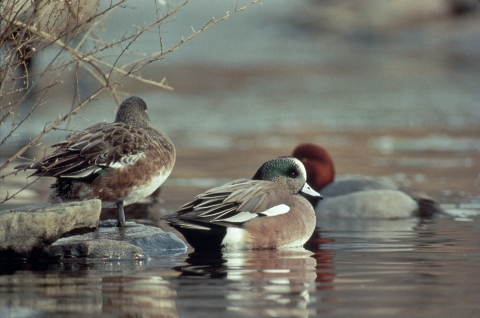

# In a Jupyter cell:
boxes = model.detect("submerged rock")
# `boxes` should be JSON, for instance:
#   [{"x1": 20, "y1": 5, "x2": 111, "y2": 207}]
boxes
[
  {"x1": 0, "y1": 200, "x2": 186, "y2": 260},
  {"x1": 0, "y1": 200, "x2": 101, "y2": 258},
  {"x1": 45, "y1": 221, "x2": 187, "y2": 259},
  {"x1": 46, "y1": 239, "x2": 145, "y2": 259}
]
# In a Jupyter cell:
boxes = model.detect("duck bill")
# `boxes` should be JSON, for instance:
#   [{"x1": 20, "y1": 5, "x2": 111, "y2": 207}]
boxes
[{"x1": 301, "y1": 182, "x2": 323, "y2": 200}]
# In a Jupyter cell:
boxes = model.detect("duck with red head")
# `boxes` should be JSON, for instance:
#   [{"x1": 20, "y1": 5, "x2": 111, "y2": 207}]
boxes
[
  {"x1": 292, "y1": 144, "x2": 335, "y2": 191},
  {"x1": 292, "y1": 143, "x2": 443, "y2": 219}
]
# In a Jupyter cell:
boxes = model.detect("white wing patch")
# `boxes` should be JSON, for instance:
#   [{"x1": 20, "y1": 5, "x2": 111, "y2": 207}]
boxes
[
  {"x1": 212, "y1": 211, "x2": 257, "y2": 223},
  {"x1": 212, "y1": 204, "x2": 290, "y2": 223},
  {"x1": 259, "y1": 204, "x2": 290, "y2": 217}
]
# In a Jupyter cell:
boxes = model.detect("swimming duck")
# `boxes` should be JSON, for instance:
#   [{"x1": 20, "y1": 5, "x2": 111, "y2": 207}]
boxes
[
  {"x1": 165, "y1": 157, "x2": 322, "y2": 251},
  {"x1": 16, "y1": 96, "x2": 175, "y2": 227},
  {"x1": 292, "y1": 143, "x2": 442, "y2": 219}
]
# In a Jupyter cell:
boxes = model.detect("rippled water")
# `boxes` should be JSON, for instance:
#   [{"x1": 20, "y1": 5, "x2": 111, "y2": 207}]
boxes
[
  {"x1": 1, "y1": 213, "x2": 479, "y2": 318},
  {"x1": 2, "y1": 1, "x2": 480, "y2": 317}
]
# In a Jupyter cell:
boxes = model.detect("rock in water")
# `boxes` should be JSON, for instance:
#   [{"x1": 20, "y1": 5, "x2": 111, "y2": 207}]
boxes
[
  {"x1": 45, "y1": 221, "x2": 187, "y2": 259},
  {"x1": 45, "y1": 239, "x2": 145, "y2": 259},
  {"x1": 0, "y1": 200, "x2": 101, "y2": 258}
]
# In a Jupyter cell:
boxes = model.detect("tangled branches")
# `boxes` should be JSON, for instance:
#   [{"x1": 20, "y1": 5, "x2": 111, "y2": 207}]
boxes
[{"x1": 0, "y1": 0, "x2": 260, "y2": 204}]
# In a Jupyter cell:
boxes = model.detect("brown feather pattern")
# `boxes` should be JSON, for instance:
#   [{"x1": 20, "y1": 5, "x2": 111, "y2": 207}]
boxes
[
  {"x1": 15, "y1": 96, "x2": 176, "y2": 228},
  {"x1": 174, "y1": 179, "x2": 296, "y2": 226},
  {"x1": 27, "y1": 122, "x2": 151, "y2": 178}
]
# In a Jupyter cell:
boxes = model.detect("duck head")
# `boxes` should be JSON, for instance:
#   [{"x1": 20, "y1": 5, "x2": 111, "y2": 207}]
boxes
[
  {"x1": 115, "y1": 96, "x2": 151, "y2": 128},
  {"x1": 292, "y1": 143, "x2": 335, "y2": 192},
  {"x1": 252, "y1": 156, "x2": 322, "y2": 200}
]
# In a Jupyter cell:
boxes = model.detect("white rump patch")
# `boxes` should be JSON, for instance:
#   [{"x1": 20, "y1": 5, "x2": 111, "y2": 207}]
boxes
[
  {"x1": 260, "y1": 204, "x2": 290, "y2": 217},
  {"x1": 215, "y1": 211, "x2": 258, "y2": 223},
  {"x1": 222, "y1": 227, "x2": 246, "y2": 249}
]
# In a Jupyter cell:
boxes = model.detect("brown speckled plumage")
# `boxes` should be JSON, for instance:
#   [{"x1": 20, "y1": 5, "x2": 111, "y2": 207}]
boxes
[{"x1": 16, "y1": 96, "x2": 175, "y2": 226}]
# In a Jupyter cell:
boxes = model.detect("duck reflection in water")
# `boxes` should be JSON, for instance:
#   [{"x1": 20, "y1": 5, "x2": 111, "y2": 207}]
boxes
[{"x1": 173, "y1": 247, "x2": 332, "y2": 317}]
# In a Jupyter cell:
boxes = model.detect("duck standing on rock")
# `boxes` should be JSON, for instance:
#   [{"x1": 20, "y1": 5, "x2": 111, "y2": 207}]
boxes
[
  {"x1": 16, "y1": 96, "x2": 176, "y2": 227},
  {"x1": 292, "y1": 143, "x2": 443, "y2": 219},
  {"x1": 165, "y1": 157, "x2": 322, "y2": 251}
]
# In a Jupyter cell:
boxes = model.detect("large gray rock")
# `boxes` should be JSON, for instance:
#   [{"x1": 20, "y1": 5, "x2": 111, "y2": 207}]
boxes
[
  {"x1": 45, "y1": 221, "x2": 187, "y2": 259},
  {"x1": 0, "y1": 200, "x2": 101, "y2": 258}
]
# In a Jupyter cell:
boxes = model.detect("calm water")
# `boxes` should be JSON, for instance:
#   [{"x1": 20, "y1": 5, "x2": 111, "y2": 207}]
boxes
[
  {"x1": 2, "y1": 1, "x2": 480, "y2": 317},
  {"x1": 1, "y1": 213, "x2": 479, "y2": 318}
]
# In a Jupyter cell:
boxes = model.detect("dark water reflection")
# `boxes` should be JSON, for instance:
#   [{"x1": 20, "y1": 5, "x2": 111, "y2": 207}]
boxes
[
  {"x1": 1, "y1": 216, "x2": 479, "y2": 317},
  {"x1": 173, "y1": 249, "x2": 317, "y2": 317},
  {"x1": 2, "y1": 0, "x2": 480, "y2": 316}
]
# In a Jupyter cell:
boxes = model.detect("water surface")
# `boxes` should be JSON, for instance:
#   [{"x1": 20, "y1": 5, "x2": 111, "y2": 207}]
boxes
[
  {"x1": 1, "y1": 1, "x2": 480, "y2": 317},
  {"x1": 1, "y1": 214, "x2": 479, "y2": 317}
]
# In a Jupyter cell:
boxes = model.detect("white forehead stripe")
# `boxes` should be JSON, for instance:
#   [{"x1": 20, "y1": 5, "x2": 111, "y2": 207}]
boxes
[{"x1": 291, "y1": 157, "x2": 307, "y2": 180}]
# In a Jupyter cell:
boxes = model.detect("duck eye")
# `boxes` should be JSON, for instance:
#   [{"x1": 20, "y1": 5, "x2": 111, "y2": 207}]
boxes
[{"x1": 287, "y1": 169, "x2": 298, "y2": 178}]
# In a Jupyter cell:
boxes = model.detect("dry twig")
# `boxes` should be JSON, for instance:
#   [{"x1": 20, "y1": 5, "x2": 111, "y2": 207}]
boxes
[{"x1": 0, "y1": 0, "x2": 260, "y2": 204}]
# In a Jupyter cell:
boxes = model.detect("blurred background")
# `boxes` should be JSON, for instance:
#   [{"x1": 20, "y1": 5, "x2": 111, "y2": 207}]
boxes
[{"x1": 1, "y1": 0, "x2": 480, "y2": 211}]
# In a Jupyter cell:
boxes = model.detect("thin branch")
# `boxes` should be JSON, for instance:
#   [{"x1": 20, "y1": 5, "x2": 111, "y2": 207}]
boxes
[
  {"x1": 0, "y1": 175, "x2": 42, "y2": 205},
  {"x1": 126, "y1": 0, "x2": 261, "y2": 71},
  {"x1": 0, "y1": 0, "x2": 262, "y2": 203},
  {"x1": 0, "y1": 71, "x2": 63, "y2": 147},
  {"x1": 0, "y1": 83, "x2": 110, "y2": 172},
  {"x1": 74, "y1": 1, "x2": 122, "y2": 51}
]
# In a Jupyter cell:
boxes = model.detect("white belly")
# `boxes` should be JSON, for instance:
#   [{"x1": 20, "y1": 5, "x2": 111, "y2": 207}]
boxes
[{"x1": 120, "y1": 169, "x2": 171, "y2": 207}]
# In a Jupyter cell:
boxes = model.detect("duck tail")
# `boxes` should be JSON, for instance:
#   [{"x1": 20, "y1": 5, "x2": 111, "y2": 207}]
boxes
[
  {"x1": 415, "y1": 198, "x2": 445, "y2": 218},
  {"x1": 400, "y1": 187, "x2": 444, "y2": 218}
]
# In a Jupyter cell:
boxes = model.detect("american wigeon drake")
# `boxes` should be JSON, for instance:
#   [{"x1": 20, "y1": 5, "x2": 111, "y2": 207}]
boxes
[
  {"x1": 292, "y1": 143, "x2": 443, "y2": 219},
  {"x1": 16, "y1": 96, "x2": 175, "y2": 226},
  {"x1": 165, "y1": 157, "x2": 322, "y2": 251}
]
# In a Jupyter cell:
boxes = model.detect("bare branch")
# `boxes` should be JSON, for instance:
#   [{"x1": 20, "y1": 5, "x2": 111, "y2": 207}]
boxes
[{"x1": 0, "y1": 0, "x2": 261, "y2": 203}]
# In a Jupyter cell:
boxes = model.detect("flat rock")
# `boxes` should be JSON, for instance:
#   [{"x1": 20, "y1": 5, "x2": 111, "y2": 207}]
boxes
[
  {"x1": 0, "y1": 200, "x2": 101, "y2": 258},
  {"x1": 45, "y1": 221, "x2": 187, "y2": 259}
]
